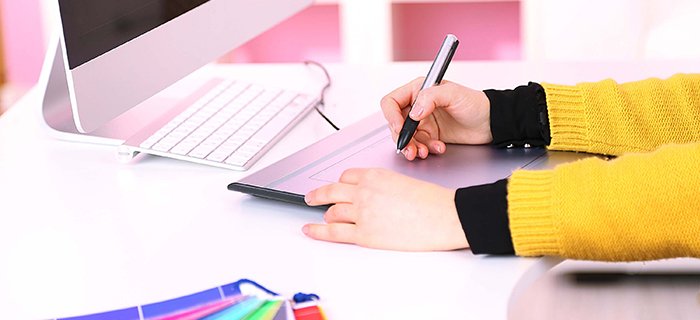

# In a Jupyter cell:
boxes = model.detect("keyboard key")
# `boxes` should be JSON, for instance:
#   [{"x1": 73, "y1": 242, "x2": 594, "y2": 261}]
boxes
[
  {"x1": 224, "y1": 154, "x2": 250, "y2": 167},
  {"x1": 171, "y1": 139, "x2": 200, "y2": 155},
  {"x1": 134, "y1": 81, "x2": 315, "y2": 169},
  {"x1": 188, "y1": 139, "x2": 222, "y2": 159},
  {"x1": 206, "y1": 150, "x2": 230, "y2": 162}
]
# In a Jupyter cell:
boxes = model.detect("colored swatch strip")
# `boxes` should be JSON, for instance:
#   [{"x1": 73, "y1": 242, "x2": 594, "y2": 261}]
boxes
[{"x1": 54, "y1": 280, "x2": 325, "y2": 320}]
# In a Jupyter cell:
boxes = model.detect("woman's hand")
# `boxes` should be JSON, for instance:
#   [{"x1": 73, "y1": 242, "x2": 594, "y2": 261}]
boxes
[
  {"x1": 303, "y1": 168, "x2": 469, "y2": 251},
  {"x1": 381, "y1": 78, "x2": 492, "y2": 160}
]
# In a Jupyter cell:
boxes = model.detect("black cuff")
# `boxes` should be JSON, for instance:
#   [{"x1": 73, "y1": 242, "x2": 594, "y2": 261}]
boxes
[
  {"x1": 485, "y1": 82, "x2": 550, "y2": 148},
  {"x1": 455, "y1": 179, "x2": 514, "y2": 255}
]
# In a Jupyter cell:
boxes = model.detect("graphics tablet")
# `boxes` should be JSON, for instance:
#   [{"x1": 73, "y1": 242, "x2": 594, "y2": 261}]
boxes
[{"x1": 228, "y1": 112, "x2": 590, "y2": 205}]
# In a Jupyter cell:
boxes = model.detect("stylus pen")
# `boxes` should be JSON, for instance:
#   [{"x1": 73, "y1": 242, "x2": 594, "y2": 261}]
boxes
[{"x1": 396, "y1": 34, "x2": 459, "y2": 153}]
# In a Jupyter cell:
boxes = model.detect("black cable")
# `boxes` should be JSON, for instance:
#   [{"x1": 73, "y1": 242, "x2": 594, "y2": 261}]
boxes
[{"x1": 303, "y1": 60, "x2": 340, "y2": 131}]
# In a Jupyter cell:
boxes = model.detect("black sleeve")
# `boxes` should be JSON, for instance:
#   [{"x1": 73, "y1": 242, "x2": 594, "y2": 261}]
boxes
[
  {"x1": 485, "y1": 82, "x2": 551, "y2": 148},
  {"x1": 455, "y1": 179, "x2": 513, "y2": 254},
  {"x1": 454, "y1": 82, "x2": 549, "y2": 255}
]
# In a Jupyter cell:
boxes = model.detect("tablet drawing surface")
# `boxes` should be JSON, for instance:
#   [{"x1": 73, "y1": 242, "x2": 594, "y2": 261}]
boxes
[{"x1": 228, "y1": 113, "x2": 549, "y2": 205}]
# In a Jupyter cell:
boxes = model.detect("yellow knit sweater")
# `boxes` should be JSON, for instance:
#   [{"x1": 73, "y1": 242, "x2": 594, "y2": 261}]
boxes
[{"x1": 508, "y1": 74, "x2": 700, "y2": 261}]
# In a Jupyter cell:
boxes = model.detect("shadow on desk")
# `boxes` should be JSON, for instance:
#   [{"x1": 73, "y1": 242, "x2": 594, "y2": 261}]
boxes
[{"x1": 510, "y1": 259, "x2": 700, "y2": 320}]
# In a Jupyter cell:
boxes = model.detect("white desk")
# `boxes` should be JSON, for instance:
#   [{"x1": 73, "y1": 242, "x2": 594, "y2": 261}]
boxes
[{"x1": 0, "y1": 61, "x2": 696, "y2": 319}]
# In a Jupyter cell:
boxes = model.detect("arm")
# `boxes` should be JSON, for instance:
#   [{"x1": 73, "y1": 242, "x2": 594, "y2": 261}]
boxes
[
  {"x1": 302, "y1": 74, "x2": 700, "y2": 261},
  {"x1": 509, "y1": 142, "x2": 700, "y2": 261},
  {"x1": 543, "y1": 73, "x2": 700, "y2": 155},
  {"x1": 506, "y1": 73, "x2": 700, "y2": 261}
]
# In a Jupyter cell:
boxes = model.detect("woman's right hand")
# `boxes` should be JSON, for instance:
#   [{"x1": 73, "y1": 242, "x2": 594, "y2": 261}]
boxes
[{"x1": 380, "y1": 78, "x2": 492, "y2": 160}]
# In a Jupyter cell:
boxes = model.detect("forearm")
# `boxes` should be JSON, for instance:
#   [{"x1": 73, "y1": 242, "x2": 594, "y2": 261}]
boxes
[
  {"x1": 457, "y1": 74, "x2": 700, "y2": 259},
  {"x1": 543, "y1": 74, "x2": 700, "y2": 155},
  {"x1": 509, "y1": 142, "x2": 700, "y2": 261}
]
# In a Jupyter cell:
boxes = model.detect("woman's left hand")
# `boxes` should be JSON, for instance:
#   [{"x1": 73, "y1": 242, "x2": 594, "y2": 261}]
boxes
[{"x1": 303, "y1": 168, "x2": 469, "y2": 251}]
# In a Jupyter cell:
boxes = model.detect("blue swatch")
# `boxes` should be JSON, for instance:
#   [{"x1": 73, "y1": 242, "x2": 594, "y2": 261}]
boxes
[
  {"x1": 58, "y1": 307, "x2": 140, "y2": 320},
  {"x1": 141, "y1": 287, "x2": 222, "y2": 318}
]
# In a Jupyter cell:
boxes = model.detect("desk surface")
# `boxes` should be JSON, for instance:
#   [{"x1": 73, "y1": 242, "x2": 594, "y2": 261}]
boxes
[{"x1": 0, "y1": 61, "x2": 697, "y2": 319}]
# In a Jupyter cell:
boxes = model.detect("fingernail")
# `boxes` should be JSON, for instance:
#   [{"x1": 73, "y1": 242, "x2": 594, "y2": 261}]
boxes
[
  {"x1": 409, "y1": 107, "x2": 424, "y2": 118},
  {"x1": 304, "y1": 192, "x2": 313, "y2": 204},
  {"x1": 302, "y1": 225, "x2": 309, "y2": 235},
  {"x1": 436, "y1": 144, "x2": 442, "y2": 153}
]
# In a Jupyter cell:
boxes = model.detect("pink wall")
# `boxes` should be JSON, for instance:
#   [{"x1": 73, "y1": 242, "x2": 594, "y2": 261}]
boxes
[
  {"x1": 0, "y1": 2, "x2": 520, "y2": 87},
  {"x1": 392, "y1": 2, "x2": 521, "y2": 61},
  {"x1": 223, "y1": 4, "x2": 341, "y2": 63},
  {"x1": 1, "y1": 0, "x2": 46, "y2": 85}
]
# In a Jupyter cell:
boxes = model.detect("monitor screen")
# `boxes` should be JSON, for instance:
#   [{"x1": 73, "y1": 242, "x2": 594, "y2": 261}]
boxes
[
  {"x1": 53, "y1": 0, "x2": 312, "y2": 134},
  {"x1": 59, "y1": 0, "x2": 209, "y2": 69}
]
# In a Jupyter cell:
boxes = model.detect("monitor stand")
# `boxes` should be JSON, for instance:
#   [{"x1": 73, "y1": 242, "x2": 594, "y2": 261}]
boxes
[{"x1": 38, "y1": 36, "x2": 179, "y2": 146}]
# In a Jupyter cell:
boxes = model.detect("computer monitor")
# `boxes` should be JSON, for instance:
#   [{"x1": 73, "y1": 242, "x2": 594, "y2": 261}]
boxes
[{"x1": 49, "y1": 0, "x2": 311, "y2": 134}]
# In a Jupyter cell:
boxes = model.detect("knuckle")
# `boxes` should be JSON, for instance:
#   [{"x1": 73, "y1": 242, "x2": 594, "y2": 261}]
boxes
[
  {"x1": 339, "y1": 169, "x2": 353, "y2": 182},
  {"x1": 380, "y1": 95, "x2": 393, "y2": 107},
  {"x1": 444, "y1": 80, "x2": 458, "y2": 89},
  {"x1": 313, "y1": 228, "x2": 329, "y2": 241},
  {"x1": 363, "y1": 168, "x2": 381, "y2": 181},
  {"x1": 315, "y1": 186, "x2": 331, "y2": 201},
  {"x1": 363, "y1": 168, "x2": 379, "y2": 182},
  {"x1": 418, "y1": 88, "x2": 437, "y2": 102},
  {"x1": 357, "y1": 188, "x2": 372, "y2": 203},
  {"x1": 327, "y1": 225, "x2": 343, "y2": 239},
  {"x1": 325, "y1": 205, "x2": 341, "y2": 220},
  {"x1": 414, "y1": 96, "x2": 429, "y2": 109},
  {"x1": 323, "y1": 210, "x2": 333, "y2": 223},
  {"x1": 324, "y1": 185, "x2": 339, "y2": 199},
  {"x1": 329, "y1": 225, "x2": 355, "y2": 243}
]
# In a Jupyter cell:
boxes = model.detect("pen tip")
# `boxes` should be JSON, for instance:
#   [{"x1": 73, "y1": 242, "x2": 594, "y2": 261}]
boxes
[{"x1": 396, "y1": 149, "x2": 401, "y2": 154}]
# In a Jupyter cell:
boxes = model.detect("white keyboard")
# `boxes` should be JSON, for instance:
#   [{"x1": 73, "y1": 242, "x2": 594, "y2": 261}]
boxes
[{"x1": 120, "y1": 80, "x2": 316, "y2": 170}]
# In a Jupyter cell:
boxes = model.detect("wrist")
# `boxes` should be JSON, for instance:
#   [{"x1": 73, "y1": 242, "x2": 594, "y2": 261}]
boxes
[
  {"x1": 436, "y1": 187, "x2": 470, "y2": 250},
  {"x1": 477, "y1": 90, "x2": 493, "y2": 143}
]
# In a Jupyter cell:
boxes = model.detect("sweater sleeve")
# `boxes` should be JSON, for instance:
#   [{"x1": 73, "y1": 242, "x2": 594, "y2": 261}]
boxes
[
  {"x1": 508, "y1": 74, "x2": 700, "y2": 261},
  {"x1": 542, "y1": 73, "x2": 700, "y2": 155}
]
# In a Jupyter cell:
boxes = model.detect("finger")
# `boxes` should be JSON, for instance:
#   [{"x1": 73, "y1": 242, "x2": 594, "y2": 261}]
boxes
[
  {"x1": 303, "y1": 223, "x2": 357, "y2": 244},
  {"x1": 324, "y1": 203, "x2": 357, "y2": 223},
  {"x1": 412, "y1": 129, "x2": 446, "y2": 155},
  {"x1": 338, "y1": 168, "x2": 370, "y2": 184},
  {"x1": 413, "y1": 131, "x2": 433, "y2": 159},
  {"x1": 410, "y1": 81, "x2": 460, "y2": 121},
  {"x1": 380, "y1": 78, "x2": 425, "y2": 135},
  {"x1": 428, "y1": 140, "x2": 446, "y2": 155},
  {"x1": 417, "y1": 143, "x2": 430, "y2": 159},
  {"x1": 401, "y1": 144, "x2": 418, "y2": 161},
  {"x1": 305, "y1": 183, "x2": 357, "y2": 205}
]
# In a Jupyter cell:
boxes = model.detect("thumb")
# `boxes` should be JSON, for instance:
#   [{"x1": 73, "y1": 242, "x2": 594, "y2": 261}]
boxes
[{"x1": 409, "y1": 82, "x2": 458, "y2": 121}]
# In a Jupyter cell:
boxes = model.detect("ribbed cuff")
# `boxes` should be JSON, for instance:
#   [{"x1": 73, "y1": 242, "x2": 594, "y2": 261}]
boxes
[
  {"x1": 485, "y1": 82, "x2": 550, "y2": 148},
  {"x1": 507, "y1": 170, "x2": 560, "y2": 257},
  {"x1": 540, "y1": 83, "x2": 589, "y2": 152},
  {"x1": 455, "y1": 179, "x2": 514, "y2": 255}
]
